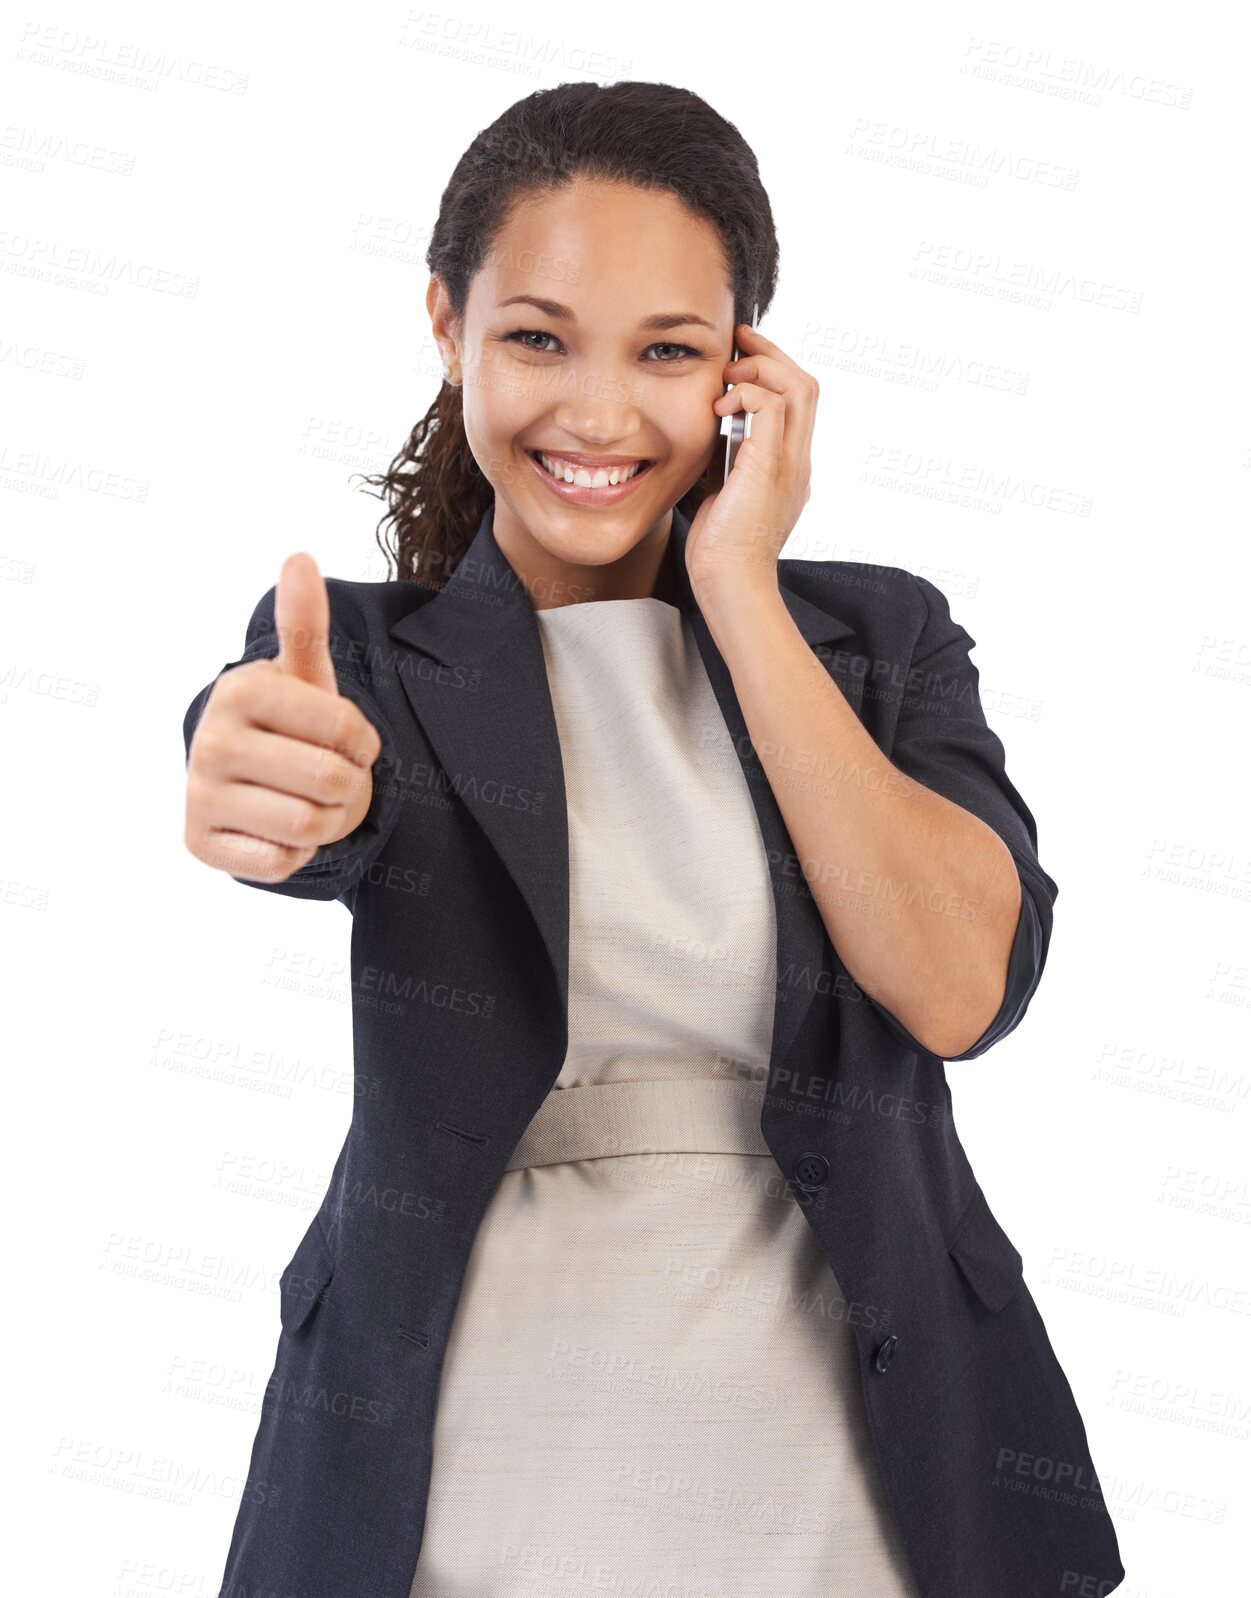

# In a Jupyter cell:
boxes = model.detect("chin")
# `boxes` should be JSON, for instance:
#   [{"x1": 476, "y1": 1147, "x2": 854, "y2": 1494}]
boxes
[{"x1": 531, "y1": 522, "x2": 644, "y2": 564}]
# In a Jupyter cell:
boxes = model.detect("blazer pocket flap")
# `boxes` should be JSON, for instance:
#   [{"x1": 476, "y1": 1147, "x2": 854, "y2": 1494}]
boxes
[
  {"x1": 278, "y1": 1216, "x2": 335, "y2": 1334},
  {"x1": 946, "y1": 1186, "x2": 1024, "y2": 1313}
]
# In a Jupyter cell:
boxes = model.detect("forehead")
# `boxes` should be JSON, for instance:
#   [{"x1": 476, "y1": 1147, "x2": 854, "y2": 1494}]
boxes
[{"x1": 471, "y1": 177, "x2": 732, "y2": 326}]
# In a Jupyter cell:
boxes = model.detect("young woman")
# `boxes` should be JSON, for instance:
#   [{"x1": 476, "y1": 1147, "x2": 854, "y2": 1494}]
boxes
[{"x1": 183, "y1": 81, "x2": 1124, "y2": 1598}]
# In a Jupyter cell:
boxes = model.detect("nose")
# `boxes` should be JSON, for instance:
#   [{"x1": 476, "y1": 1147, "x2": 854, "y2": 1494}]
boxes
[{"x1": 551, "y1": 375, "x2": 646, "y2": 448}]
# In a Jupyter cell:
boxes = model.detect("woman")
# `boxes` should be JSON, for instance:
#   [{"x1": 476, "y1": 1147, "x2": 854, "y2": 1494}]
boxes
[{"x1": 183, "y1": 81, "x2": 1125, "y2": 1598}]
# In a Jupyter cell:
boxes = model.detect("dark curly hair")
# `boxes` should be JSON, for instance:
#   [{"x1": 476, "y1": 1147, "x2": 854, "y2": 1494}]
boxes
[{"x1": 351, "y1": 79, "x2": 779, "y2": 589}]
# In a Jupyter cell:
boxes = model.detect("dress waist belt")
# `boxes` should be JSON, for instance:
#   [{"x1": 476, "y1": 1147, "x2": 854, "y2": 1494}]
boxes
[{"x1": 505, "y1": 1074, "x2": 774, "y2": 1171}]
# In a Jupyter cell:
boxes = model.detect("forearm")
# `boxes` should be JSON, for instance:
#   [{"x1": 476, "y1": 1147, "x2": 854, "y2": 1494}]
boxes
[{"x1": 699, "y1": 578, "x2": 1022, "y2": 1059}]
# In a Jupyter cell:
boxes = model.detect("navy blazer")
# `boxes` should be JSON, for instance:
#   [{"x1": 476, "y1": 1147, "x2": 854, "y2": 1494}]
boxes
[{"x1": 183, "y1": 500, "x2": 1125, "y2": 1598}]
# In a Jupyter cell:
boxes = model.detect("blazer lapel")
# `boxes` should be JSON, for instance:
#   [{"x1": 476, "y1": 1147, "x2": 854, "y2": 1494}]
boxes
[{"x1": 387, "y1": 500, "x2": 857, "y2": 1085}]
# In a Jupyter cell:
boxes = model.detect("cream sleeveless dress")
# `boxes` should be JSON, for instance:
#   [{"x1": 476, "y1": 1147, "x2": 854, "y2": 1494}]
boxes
[{"x1": 409, "y1": 597, "x2": 920, "y2": 1597}]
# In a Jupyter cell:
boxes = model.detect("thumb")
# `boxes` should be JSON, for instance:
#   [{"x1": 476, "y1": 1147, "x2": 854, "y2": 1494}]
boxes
[{"x1": 274, "y1": 552, "x2": 339, "y2": 695}]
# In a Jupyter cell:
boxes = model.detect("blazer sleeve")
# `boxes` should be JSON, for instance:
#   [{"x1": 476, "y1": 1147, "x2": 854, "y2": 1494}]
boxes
[
  {"x1": 182, "y1": 580, "x2": 404, "y2": 905},
  {"x1": 862, "y1": 572, "x2": 1059, "y2": 1062}
]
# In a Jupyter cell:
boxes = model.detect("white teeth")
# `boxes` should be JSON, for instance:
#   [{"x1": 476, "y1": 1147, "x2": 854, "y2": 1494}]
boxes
[{"x1": 536, "y1": 452, "x2": 646, "y2": 488}]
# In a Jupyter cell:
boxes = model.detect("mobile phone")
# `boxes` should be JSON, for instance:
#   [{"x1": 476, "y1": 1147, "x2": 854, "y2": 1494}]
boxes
[{"x1": 721, "y1": 301, "x2": 760, "y2": 483}]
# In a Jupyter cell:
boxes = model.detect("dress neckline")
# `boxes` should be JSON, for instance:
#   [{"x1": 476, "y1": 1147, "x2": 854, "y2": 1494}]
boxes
[{"x1": 533, "y1": 596, "x2": 681, "y2": 618}]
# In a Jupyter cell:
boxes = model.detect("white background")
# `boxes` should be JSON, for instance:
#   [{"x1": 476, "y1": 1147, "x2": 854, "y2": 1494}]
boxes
[{"x1": 3, "y1": 3, "x2": 1246, "y2": 1594}]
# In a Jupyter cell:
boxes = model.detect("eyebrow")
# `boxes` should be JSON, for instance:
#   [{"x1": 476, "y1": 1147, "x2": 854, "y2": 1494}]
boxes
[{"x1": 496, "y1": 294, "x2": 716, "y2": 333}]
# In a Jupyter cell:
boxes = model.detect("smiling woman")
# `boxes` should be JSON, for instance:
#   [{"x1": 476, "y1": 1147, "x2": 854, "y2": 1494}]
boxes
[
  {"x1": 418, "y1": 174, "x2": 744, "y2": 601},
  {"x1": 187, "y1": 77, "x2": 1125, "y2": 1598},
  {"x1": 353, "y1": 91, "x2": 777, "y2": 601}
]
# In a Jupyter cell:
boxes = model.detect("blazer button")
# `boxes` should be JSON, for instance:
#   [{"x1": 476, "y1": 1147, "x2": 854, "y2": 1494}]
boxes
[
  {"x1": 874, "y1": 1334, "x2": 899, "y2": 1373},
  {"x1": 791, "y1": 1153, "x2": 830, "y2": 1192}
]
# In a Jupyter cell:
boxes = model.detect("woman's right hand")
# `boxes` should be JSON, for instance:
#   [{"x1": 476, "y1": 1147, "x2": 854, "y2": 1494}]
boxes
[{"x1": 184, "y1": 554, "x2": 381, "y2": 884}]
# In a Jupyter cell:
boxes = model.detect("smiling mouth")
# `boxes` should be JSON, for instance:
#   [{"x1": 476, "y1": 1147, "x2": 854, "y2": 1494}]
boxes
[{"x1": 527, "y1": 450, "x2": 655, "y2": 488}]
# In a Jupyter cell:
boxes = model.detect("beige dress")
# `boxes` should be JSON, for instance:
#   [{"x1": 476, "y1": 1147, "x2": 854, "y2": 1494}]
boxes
[{"x1": 409, "y1": 597, "x2": 921, "y2": 1597}]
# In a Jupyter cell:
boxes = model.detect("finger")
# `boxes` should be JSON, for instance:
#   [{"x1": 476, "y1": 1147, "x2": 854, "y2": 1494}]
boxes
[
  {"x1": 275, "y1": 552, "x2": 338, "y2": 694},
  {"x1": 717, "y1": 372, "x2": 816, "y2": 483},
  {"x1": 713, "y1": 382, "x2": 787, "y2": 472},
  {"x1": 220, "y1": 663, "x2": 382, "y2": 769},
  {"x1": 190, "y1": 826, "x2": 318, "y2": 883},
  {"x1": 723, "y1": 355, "x2": 819, "y2": 425},
  {"x1": 726, "y1": 326, "x2": 820, "y2": 448},
  {"x1": 196, "y1": 774, "x2": 356, "y2": 856},
  {"x1": 731, "y1": 322, "x2": 796, "y2": 365},
  {"x1": 214, "y1": 720, "x2": 376, "y2": 810},
  {"x1": 724, "y1": 352, "x2": 804, "y2": 388}
]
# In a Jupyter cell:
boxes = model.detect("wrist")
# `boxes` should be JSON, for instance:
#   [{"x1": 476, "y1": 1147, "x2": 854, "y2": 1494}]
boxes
[{"x1": 693, "y1": 570, "x2": 785, "y2": 633}]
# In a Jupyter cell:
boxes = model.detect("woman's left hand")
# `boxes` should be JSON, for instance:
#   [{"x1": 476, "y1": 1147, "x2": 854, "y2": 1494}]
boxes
[{"x1": 684, "y1": 322, "x2": 819, "y2": 601}]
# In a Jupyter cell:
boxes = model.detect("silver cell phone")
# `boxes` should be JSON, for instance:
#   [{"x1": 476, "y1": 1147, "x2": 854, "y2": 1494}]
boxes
[{"x1": 721, "y1": 300, "x2": 760, "y2": 482}]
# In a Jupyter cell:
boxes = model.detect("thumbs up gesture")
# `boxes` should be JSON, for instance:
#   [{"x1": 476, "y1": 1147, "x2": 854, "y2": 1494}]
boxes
[{"x1": 185, "y1": 555, "x2": 382, "y2": 884}]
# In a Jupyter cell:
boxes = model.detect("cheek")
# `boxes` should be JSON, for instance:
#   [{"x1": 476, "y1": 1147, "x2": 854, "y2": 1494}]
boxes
[
  {"x1": 468, "y1": 385, "x2": 549, "y2": 448},
  {"x1": 645, "y1": 385, "x2": 718, "y2": 457},
  {"x1": 670, "y1": 408, "x2": 722, "y2": 464},
  {"x1": 461, "y1": 404, "x2": 528, "y2": 480},
  {"x1": 456, "y1": 418, "x2": 511, "y2": 498}
]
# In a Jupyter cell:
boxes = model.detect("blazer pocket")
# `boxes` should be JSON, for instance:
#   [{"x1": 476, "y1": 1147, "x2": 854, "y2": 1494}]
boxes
[
  {"x1": 945, "y1": 1184, "x2": 1024, "y2": 1313},
  {"x1": 278, "y1": 1215, "x2": 336, "y2": 1335}
]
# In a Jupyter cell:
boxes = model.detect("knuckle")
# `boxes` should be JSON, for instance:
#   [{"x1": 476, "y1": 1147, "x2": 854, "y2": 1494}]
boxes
[
  {"x1": 211, "y1": 665, "x2": 247, "y2": 705},
  {"x1": 332, "y1": 699, "x2": 358, "y2": 747},
  {"x1": 289, "y1": 798, "x2": 328, "y2": 847},
  {"x1": 185, "y1": 770, "x2": 208, "y2": 817},
  {"x1": 284, "y1": 840, "x2": 321, "y2": 877},
  {"x1": 343, "y1": 702, "x2": 381, "y2": 764},
  {"x1": 243, "y1": 844, "x2": 285, "y2": 882},
  {"x1": 222, "y1": 657, "x2": 273, "y2": 710},
  {"x1": 190, "y1": 723, "x2": 226, "y2": 769},
  {"x1": 358, "y1": 717, "x2": 383, "y2": 767}
]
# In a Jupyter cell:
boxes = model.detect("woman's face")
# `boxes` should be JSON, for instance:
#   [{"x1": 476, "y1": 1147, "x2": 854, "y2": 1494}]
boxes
[{"x1": 429, "y1": 176, "x2": 735, "y2": 607}]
